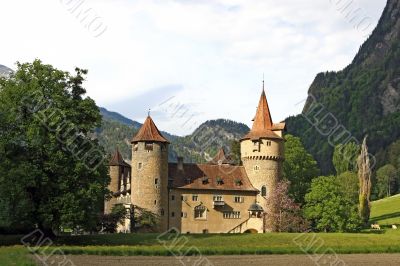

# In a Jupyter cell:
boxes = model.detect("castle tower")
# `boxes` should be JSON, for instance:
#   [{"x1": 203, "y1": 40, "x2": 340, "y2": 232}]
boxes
[
  {"x1": 105, "y1": 149, "x2": 131, "y2": 214},
  {"x1": 131, "y1": 115, "x2": 169, "y2": 232},
  {"x1": 240, "y1": 84, "x2": 285, "y2": 216}
]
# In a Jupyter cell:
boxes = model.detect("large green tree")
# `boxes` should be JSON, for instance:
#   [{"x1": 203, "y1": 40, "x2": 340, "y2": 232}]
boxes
[
  {"x1": 332, "y1": 142, "x2": 360, "y2": 175},
  {"x1": 0, "y1": 60, "x2": 109, "y2": 235},
  {"x1": 304, "y1": 176, "x2": 362, "y2": 232},
  {"x1": 283, "y1": 134, "x2": 320, "y2": 204},
  {"x1": 376, "y1": 164, "x2": 398, "y2": 198}
]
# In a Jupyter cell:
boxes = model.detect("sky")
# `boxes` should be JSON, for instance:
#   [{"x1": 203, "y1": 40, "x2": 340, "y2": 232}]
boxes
[{"x1": 0, "y1": 0, "x2": 387, "y2": 135}]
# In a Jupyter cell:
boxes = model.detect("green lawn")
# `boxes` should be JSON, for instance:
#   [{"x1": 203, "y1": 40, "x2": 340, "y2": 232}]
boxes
[
  {"x1": 370, "y1": 194, "x2": 400, "y2": 226},
  {"x1": 0, "y1": 194, "x2": 399, "y2": 261},
  {"x1": 0, "y1": 246, "x2": 35, "y2": 266}
]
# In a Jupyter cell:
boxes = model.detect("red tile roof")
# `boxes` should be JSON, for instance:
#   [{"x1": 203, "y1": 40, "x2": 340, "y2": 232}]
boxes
[
  {"x1": 109, "y1": 149, "x2": 130, "y2": 167},
  {"x1": 169, "y1": 163, "x2": 257, "y2": 192},
  {"x1": 242, "y1": 89, "x2": 283, "y2": 141},
  {"x1": 131, "y1": 116, "x2": 169, "y2": 143}
]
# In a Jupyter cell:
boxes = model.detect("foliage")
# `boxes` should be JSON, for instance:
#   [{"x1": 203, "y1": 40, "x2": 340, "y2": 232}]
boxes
[
  {"x1": 0, "y1": 60, "x2": 109, "y2": 235},
  {"x1": 286, "y1": 1, "x2": 400, "y2": 174},
  {"x1": 133, "y1": 206, "x2": 160, "y2": 232},
  {"x1": 283, "y1": 134, "x2": 320, "y2": 204},
  {"x1": 358, "y1": 137, "x2": 372, "y2": 225},
  {"x1": 264, "y1": 181, "x2": 309, "y2": 232},
  {"x1": 98, "y1": 204, "x2": 129, "y2": 233},
  {"x1": 333, "y1": 142, "x2": 360, "y2": 175},
  {"x1": 376, "y1": 164, "x2": 399, "y2": 198},
  {"x1": 304, "y1": 176, "x2": 362, "y2": 232},
  {"x1": 337, "y1": 171, "x2": 359, "y2": 202},
  {"x1": 230, "y1": 139, "x2": 241, "y2": 165}
]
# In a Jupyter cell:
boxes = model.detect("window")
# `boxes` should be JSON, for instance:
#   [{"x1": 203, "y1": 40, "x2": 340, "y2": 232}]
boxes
[
  {"x1": 145, "y1": 143, "x2": 153, "y2": 151},
  {"x1": 223, "y1": 211, "x2": 241, "y2": 219},
  {"x1": 154, "y1": 200, "x2": 157, "y2": 205},
  {"x1": 253, "y1": 165, "x2": 260, "y2": 171},
  {"x1": 266, "y1": 140, "x2": 272, "y2": 146},
  {"x1": 202, "y1": 177, "x2": 209, "y2": 184},
  {"x1": 216, "y1": 177, "x2": 223, "y2": 185},
  {"x1": 171, "y1": 212, "x2": 175, "y2": 217},
  {"x1": 181, "y1": 212, "x2": 187, "y2": 218},
  {"x1": 234, "y1": 196, "x2": 244, "y2": 203},
  {"x1": 253, "y1": 141, "x2": 260, "y2": 152},
  {"x1": 194, "y1": 206, "x2": 206, "y2": 219},
  {"x1": 171, "y1": 195, "x2": 175, "y2": 201},
  {"x1": 181, "y1": 195, "x2": 187, "y2": 201},
  {"x1": 138, "y1": 162, "x2": 143, "y2": 170},
  {"x1": 202, "y1": 229, "x2": 209, "y2": 234},
  {"x1": 261, "y1": 186, "x2": 267, "y2": 197},
  {"x1": 213, "y1": 195, "x2": 223, "y2": 201},
  {"x1": 192, "y1": 195, "x2": 198, "y2": 201},
  {"x1": 155, "y1": 178, "x2": 159, "y2": 185}
]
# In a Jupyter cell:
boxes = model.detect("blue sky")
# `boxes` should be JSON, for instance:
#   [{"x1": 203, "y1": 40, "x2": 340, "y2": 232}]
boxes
[{"x1": 1, "y1": 0, "x2": 386, "y2": 135}]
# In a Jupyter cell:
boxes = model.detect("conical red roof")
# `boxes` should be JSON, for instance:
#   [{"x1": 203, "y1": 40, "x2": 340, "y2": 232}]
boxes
[
  {"x1": 131, "y1": 116, "x2": 169, "y2": 143},
  {"x1": 109, "y1": 149, "x2": 130, "y2": 167},
  {"x1": 242, "y1": 89, "x2": 282, "y2": 141}
]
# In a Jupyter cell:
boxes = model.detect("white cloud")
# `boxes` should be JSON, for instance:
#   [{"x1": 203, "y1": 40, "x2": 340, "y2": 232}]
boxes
[{"x1": 0, "y1": 0, "x2": 386, "y2": 135}]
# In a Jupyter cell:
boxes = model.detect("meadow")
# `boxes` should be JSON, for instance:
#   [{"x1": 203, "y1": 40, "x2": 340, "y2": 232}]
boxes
[{"x1": 0, "y1": 194, "x2": 399, "y2": 264}]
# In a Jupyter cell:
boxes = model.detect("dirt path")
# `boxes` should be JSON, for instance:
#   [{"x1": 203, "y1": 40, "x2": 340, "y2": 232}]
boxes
[{"x1": 34, "y1": 253, "x2": 400, "y2": 266}]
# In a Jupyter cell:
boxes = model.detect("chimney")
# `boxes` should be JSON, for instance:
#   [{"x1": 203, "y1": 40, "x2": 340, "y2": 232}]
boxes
[{"x1": 177, "y1": 156, "x2": 184, "y2": 171}]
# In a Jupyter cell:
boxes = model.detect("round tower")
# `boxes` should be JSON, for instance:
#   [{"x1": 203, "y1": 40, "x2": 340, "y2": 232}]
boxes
[
  {"x1": 131, "y1": 115, "x2": 169, "y2": 232},
  {"x1": 240, "y1": 86, "x2": 285, "y2": 213},
  {"x1": 105, "y1": 149, "x2": 131, "y2": 214}
]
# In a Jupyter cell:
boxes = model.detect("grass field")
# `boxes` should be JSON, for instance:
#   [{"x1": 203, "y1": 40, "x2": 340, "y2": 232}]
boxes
[
  {"x1": 370, "y1": 194, "x2": 400, "y2": 226},
  {"x1": 0, "y1": 194, "x2": 399, "y2": 263},
  {"x1": 0, "y1": 246, "x2": 35, "y2": 266}
]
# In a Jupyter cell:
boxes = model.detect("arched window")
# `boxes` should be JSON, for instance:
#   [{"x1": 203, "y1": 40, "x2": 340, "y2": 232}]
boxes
[{"x1": 261, "y1": 186, "x2": 267, "y2": 197}]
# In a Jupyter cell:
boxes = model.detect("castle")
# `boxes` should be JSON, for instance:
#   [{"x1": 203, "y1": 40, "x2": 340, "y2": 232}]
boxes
[{"x1": 105, "y1": 85, "x2": 285, "y2": 233}]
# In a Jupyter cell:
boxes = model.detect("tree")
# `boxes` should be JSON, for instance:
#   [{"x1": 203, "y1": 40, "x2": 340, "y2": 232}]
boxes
[
  {"x1": 332, "y1": 142, "x2": 360, "y2": 175},
  {"x1": 283, "y1": 134, "x2": 320, "y2": 204},
  {"x1": 357, "y1": 136, "x2": 372, "y2": 225},
  {"x1": 230, "y1": 140, "x2": 241, "y2": 165},
  {"x1": 337, "y1": 171, "x2": 359, "y2": 202},
  {"x1": 387, "y1": 139, "x2": 400, "y2": 169},
  {"x1": 376, "y1": 164, "x2": 398, "y2": 198},
  {"x1": 133, "y1": 206, "x2": 160, "y2": 232},
  {"x1": 98, "y1": 204, "x2": 128, "y2": 233},
  {"x1": 0, "y1": 60, "x2": 109, "y2": 236},
  {"x1": 304, "y1": 176, "x2": 362, "y2": 232},
  {"x1": 264, "y1": 181, "x2": 309, "y2": 232}
]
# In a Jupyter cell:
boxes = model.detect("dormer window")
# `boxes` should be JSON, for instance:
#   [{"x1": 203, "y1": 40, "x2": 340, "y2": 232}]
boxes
[
  {"x1": 216, "y1": 177, "x2": 223, "y2": 185},
  {"x1": 202, "y1": 177, "x2": 209, "y2": 184}
]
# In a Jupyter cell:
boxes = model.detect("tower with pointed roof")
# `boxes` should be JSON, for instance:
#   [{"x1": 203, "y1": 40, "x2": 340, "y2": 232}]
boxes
[
  {"x1": 240, "y1": 83, "x2": 285, "y2": 229},
  {"x1": 105, "y1": 149, "x2": 131, "y2": 217},
  {"x1": 131, "y1": 115, "x2": 170, "y2": 232}
]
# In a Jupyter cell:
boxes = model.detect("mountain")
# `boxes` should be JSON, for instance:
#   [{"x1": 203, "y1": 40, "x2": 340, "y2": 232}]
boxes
[
  {"x1": 97, "y1": 109, "x2": 250, "y2": 163},
  {"x1": 100, "y1": 107, "x2": 142, "y2": 128},
  {"x1": 0, "y1": 65, "x2": 12, "y2": 77},
  {"x1": 286, "y1": 0, "x2": 400, "y2": 174}
]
